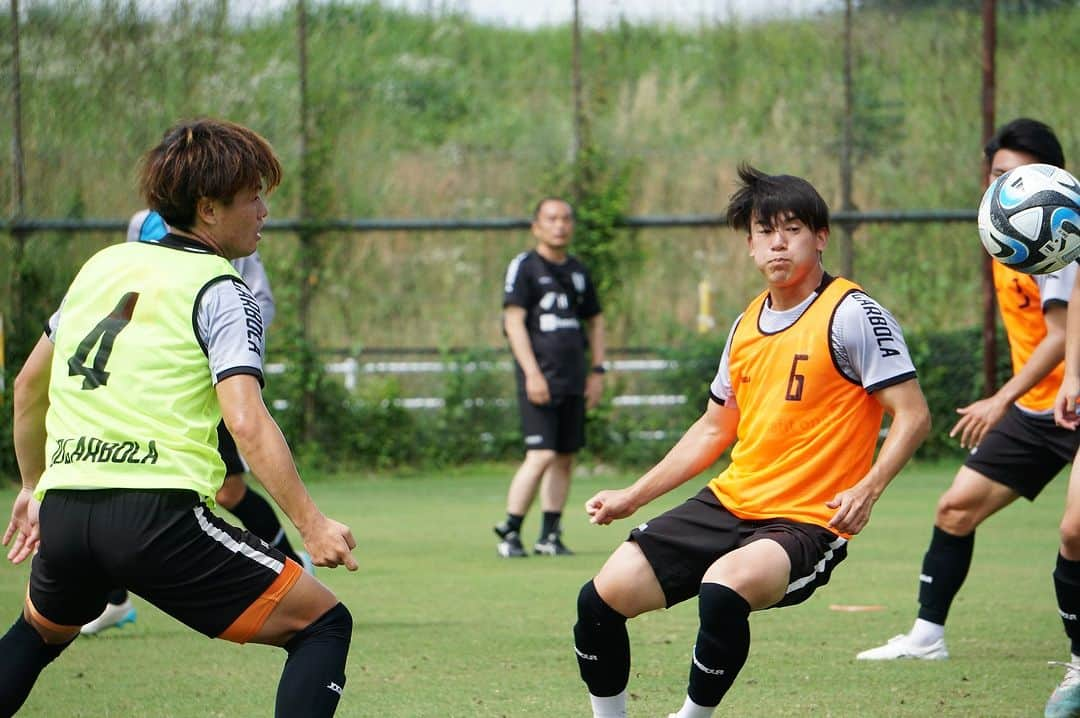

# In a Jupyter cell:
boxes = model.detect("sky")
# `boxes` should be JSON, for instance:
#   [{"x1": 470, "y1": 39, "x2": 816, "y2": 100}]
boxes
[{"x1": 225, "y1": 0, "x2": 841, "y2": 27}]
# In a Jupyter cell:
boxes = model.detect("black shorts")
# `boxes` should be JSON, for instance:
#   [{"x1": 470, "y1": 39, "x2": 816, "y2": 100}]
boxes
[
  {"x1": 963, "y1": 405, "x2": 1080, "y2": 500},
  {"x1": 519, "y1": 393, "x2": 586, "y2": 453},
  {"x1": 217, "y1": 421, "x2": 247, "y2": 476},
  {"x1": 29, "y1": 489, "x2": 301, "y2": 642},
  {"x1": 629, "y1": 488, "x2": 848, "y2": 609}
]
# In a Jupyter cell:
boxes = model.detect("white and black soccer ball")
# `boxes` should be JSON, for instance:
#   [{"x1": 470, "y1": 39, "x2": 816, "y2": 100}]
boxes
[{"x1": 978, "y1": 163, "x2": 1080, "y2": 275}]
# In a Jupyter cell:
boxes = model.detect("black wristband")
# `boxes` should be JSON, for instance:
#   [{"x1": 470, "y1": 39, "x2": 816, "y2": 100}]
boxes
[{"x1": 591, "y1": 365, "x2": 606, "y2": 375}]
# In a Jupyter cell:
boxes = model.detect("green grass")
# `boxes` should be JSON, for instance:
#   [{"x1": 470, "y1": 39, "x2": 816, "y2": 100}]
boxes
[{"x1": 0, "y1": 461, "x2": 1068, "y2": 716}]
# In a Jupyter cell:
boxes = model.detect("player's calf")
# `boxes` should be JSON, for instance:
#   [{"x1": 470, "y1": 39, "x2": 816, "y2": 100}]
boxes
[
  {"x1": 0, "y1": 614, "x2": 76, "y2": 716},
  {"x1": 680, "y1": 583, "x2": 750, "y2": 715},
  {"x1": 276, "y1": 602, "x2": 353, "y2": 717},
  {"x1": 574, "y1": 580, "x2": 630, "y2": 714}
]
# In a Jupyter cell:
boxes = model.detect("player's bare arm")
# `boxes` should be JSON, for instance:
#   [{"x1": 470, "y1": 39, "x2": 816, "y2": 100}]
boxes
[
  {"x1": 503, "y1": 304, "x2": 550, "y2": 405},
  {"x1": 586, "y1": 398, "x2": 738, "y2": 526},
  {"x1": 954, "y1": 302, "x2": 1066, "y2": 448},
  {"x1": 1057, "y1": 374, "x2": 1080, "y2": 430},
  {"x1": 584, "y1": 313, "x2": 606, "y2": 410},
  {"x1": 827, "y1": 378, "x2": 931, "y2": 534},
  {"x1": 1056, "y1": 275, "x2": 1080, "y2": 429},
  {"x1": 3, "y1": 334, "x2": 54, "y2": 564},
  {"x1": 11, "y1": 334, "x2": 52, "y2": 487},
  {"x1": 216, "y1": 374, "x2": 358, "y2": 571}
]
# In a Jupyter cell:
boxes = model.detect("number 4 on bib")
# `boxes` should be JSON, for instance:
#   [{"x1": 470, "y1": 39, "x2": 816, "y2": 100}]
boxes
[{"x1": 67, "y1": 292, "x2": 140, "y2": 390}]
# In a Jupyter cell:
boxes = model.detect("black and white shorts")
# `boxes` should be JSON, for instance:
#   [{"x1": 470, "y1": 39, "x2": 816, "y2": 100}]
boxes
[
  {"x1": 629, "y1": 487, "x2": 848, "y2": 609},
  {"x1": 29, "y1": 488, "x2": 301, "y2": 642},
  {"x1": 964, "y1": 405, "x2": 1080, "y2": 500},
  {"x1": 519, "y1": 393, "x2": 586, "y2": 453}
]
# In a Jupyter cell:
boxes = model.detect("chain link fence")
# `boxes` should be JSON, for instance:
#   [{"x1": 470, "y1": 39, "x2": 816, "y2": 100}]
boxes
[{"x1": 1, "y1": 0, "x2": 1077, "y2": 466}]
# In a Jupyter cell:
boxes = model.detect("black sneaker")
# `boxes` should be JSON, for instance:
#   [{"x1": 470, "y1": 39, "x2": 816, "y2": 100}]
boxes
[
  {"x1": 494, "y1": 524, "x2": 527, "y2": 558},
  {"x1": 534, "y1": 532, "x2": 574, "y2": 556}
]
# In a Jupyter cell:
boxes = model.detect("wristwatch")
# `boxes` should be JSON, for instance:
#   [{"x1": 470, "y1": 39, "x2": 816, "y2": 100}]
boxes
[{"x1": 591, "y1": 365, "x2": 607, "y2": 375}]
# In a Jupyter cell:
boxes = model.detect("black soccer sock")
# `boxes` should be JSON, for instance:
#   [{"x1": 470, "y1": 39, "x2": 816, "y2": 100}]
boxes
[
  {"x1": 276, "y1": 602, "x2": 352, "y2": 718},
  {"x1": 573, "y1": 580, "x2": 630, "y2": 697},
  {"x1": 541, "y1": 511, "x2": 562, "y2": 539},
  {"x1": 0, "y1": 614, "x2": 75, "y2": 716},
  {"x1": 686, "y1": 583, "x2": 751, "y2": 708},
  {"x1": 230, "y1": 489, "x2": 302, "y2": 564},
  {"x1": 1053, "y1": 553, "x2": 1080, "y2": 655},
  {"x1": 917, "y1": 526, "x2": 975, "y2": 625},
  {"x1": 106, "y1": 589, "x2": 128, "y2": 606},
  {"x1": 499, "y1": 513, "x2": 524, "y2": 535}
]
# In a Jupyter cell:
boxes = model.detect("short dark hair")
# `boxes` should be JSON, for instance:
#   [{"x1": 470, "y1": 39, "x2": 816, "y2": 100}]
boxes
[
  {"x1": 726, "y1": 164, "x2": 830, "y2": 233},
  {"x1": 532, "y1": 196, "x2": 575, "y2": 220},
  {"x1": 139, "y1": 118, "x2": 283, "y2": 231},
  {"x1": 984, "y1": 117, "x2": 1065, "y2": 169}
]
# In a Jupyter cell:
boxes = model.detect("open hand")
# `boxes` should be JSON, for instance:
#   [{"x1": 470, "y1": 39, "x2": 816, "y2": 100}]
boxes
[{"x1": 3, "y1": 488, "x2": 41, "y2": 565}]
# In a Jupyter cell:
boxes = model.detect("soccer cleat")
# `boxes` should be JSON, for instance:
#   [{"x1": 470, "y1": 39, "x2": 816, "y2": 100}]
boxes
[
  {"x1": 496, "y1": 530, "x2": 527, "y2": 558},
  {"x1": 81, "y1": 600, "x2": 137, "y2": 636},
  {"x1": 1046, "y1": 661, "x2": 1080, "y2": 718},
  {"x1": 856, "y1": 633, "x2": 948, "y2": 660},
  {"x1": 534, "y1": 531, "x2": 574, "y2": 556},
  {"x1": 493, "y1": 522, "x2": 527, "y2": 558},
  {"x1": 298, "y1": 551, "x2": 316, "y2": 575}
]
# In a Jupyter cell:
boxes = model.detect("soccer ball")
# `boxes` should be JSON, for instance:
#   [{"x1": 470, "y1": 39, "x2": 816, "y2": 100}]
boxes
[{"x1": 978, "y1": 163, "x2": 1080, "y2": 274}]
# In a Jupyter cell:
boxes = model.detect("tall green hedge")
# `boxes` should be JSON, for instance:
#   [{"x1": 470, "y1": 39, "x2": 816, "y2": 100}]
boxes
[
  {"x1": 251, "y1": 324, "x2": 1017, "y2": 472},
  {"x1": 0, "y1": 322, "x2": 1027, "y2": 482}
]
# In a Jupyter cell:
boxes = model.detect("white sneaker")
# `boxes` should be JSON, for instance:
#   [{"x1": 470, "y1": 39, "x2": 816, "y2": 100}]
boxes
[
  {"x1": 856, "y1": 633, "x2": 948, "y2": 660},
  {"x1": 1045, "y1": 661, "x2": 1080, "y2": 718},
  {"x1": 81, "y1": 600, "x2": 137, "y2": 636}
]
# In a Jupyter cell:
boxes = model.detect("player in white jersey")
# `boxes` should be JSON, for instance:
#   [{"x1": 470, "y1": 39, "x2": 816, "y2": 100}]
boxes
[{"x1": 856, "y1": 117, "x2": 1080, "y2": 718}]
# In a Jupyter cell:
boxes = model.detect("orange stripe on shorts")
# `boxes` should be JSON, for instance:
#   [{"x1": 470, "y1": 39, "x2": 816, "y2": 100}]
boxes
[
  {"x1": 218, "y1": 558, "x2": 303, "y2": 644},
  {"x1": 23, "y1": 585, "x2": 77, "y2": 633}
]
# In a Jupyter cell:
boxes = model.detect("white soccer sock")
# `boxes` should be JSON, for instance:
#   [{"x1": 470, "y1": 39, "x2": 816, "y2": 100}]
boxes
[
  {"x1": 910, "y1": 618, "x2": 945, "y2": 645},
  {"x1": 673, "y1": 695, "x2": 717, "y2": 718},
  {"x1": 590, "y1": 691, "x2": 627, "y2": 717}
]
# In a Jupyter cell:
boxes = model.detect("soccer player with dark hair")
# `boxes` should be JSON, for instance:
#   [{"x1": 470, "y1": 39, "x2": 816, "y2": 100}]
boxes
[
  {"x1": 1, "y1": 118, "x2": 357, "y2": 717},
  {"x1": 493, "y1": 197, "x2": 606, "y2": 557},
  {"x1": 858, "y1": 120, "x2": 1080, "y2": 697},
  {"x1": 573, "y1": 165, "x2": 930, "y2": 718},
  {"x1": 79, "y1": 210, "x2": 314, "y2": 636}
]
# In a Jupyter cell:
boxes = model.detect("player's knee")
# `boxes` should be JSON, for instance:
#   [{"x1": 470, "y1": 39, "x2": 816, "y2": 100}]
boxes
[
  {"x1": 934, "y1": 497, "x2": 979, "y2": 536},
  {"x1": 524, "y1": 449, "x2": 557, "y2": 470},
  {"x1": 1059, "y1": 522, "x2": 1080, "y2": 558},
  {"x1": 697, "y1": 583, "x2": 751, "y2": 634},
  {"x1": 553, "y1": 452, "x2": 574, "y2": 469},
  {"x1": 526, "y1": 448, "x2": 557, "y2": 462},
  {"x1": 576, "y1": 580, "x2": 627, "y2": 627},
  {"x1": 286, "y1": 602, "x2": 353, "y2": 655}
]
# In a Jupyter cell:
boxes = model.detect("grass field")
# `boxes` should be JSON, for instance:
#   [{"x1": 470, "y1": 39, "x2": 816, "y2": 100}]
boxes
[{"x1": 0, "y1": 461, "x2": 1069, "y2": 717}]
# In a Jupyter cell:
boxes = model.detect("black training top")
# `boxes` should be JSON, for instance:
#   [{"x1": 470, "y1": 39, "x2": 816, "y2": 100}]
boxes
[{"x1": 503, "y1": 249, "x2": 602, "y2": 397}]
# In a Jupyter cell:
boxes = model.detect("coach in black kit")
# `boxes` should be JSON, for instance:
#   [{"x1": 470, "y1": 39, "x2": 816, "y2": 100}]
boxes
[{"x1": 493, "y1": 197, "x2": 606, "y2": 558}]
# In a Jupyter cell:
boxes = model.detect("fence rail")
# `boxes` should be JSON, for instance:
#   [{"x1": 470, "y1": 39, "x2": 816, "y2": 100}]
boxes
[
  {"x1": 265, "y1": 352, "x2": 689, "y2": 439},
  {"x1": 266, "y1": 354, "x2": 682, "y2": 392},
  {"x1": 0, "y1": 209, "x2": 977, "y2": 236}
]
